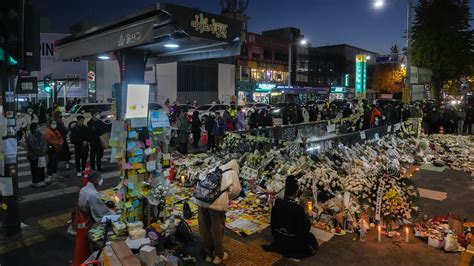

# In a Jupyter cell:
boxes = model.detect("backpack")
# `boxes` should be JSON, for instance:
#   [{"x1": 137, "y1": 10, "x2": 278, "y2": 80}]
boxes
[
  {"x1": 193, "y1": 168, "x2": 231, "y2": 203},
  {"x1": 175, "y1": 217, "x2": 193, "y2": 244}
]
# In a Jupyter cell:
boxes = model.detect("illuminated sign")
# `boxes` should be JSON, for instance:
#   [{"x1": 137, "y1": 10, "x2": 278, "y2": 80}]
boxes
[
  {"x1": 330, "y1": 86, "x2": 347, "y2": 93},
  {"x1": 344, "y1": 74, "x2": 349, "y2": 87},
  {"x1": 256, "y1": 83, "x2": 276, "y2": 92},
  {"x1": 191, "y1": 13, "x2": 228, "y2": 39},
  {"x1": 355, "y1": 54, "x2": 367, "y2": 98}
]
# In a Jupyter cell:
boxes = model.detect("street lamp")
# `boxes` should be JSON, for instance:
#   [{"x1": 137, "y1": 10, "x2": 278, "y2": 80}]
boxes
[
  {"x1": 374, "y1": 0, "x2": 413, "y2": 101},
  {"x1": 288, "y1": 39, "x2": 308, "y2": 87},
  {"x1": 374, "y1": 0, "x2": 384, "y2": 9}
]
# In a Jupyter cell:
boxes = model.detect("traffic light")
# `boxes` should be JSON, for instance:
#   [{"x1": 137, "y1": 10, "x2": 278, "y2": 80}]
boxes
[{"x1": 44, "y1": 74, "x2": 52, "y2": 93}]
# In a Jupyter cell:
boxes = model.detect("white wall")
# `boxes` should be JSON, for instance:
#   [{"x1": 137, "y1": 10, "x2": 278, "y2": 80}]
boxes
[
  {"x1": 96, "y1": 60, "x2": 120, "y2": 102},
  {"x1": 218, "y1": 63, "x2": 235, "y2": 104},
  {"x1": 154, "y1": 62, "x2": 178, "y2": 106}
]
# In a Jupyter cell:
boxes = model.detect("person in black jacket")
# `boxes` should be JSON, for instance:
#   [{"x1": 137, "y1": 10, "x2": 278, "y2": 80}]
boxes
[
  {"x1": 87, "y1": 111, "x2": 108, "y2": 171},
  {"x1": 71, "y1": 115, "x2": 90, "y2": 177},
  {"x1": 191, "y1": 111, "x2": 201, "y2": 150},
  {"x1": 205, "y1": 113, "x2": 217, "y2": 152},
  {"x1": 26, "y1": 123, "x2": 48, "y2": 187},
  {"x1": 264, "y1": 175, "x2": 318, "y2": 259}
]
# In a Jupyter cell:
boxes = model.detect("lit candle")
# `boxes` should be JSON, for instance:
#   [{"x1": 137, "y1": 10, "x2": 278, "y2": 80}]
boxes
[
  {"x1": 378, "y1": 225, "x2": 382, "y2": 242},
  {"x1": 405, "y1": 227, "x2": 409, "y2": 243},
  {"x1": 180, "y1": 175, "x2": 185, "y2": 185},
  {"x1": 307, "y1": 201, "x2": 313, "y2": 217}
]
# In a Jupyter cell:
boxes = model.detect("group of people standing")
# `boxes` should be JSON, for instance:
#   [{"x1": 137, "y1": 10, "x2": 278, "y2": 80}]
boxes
[{"x1": 24, "y1": 106, "x2": 108, "y2": 188}]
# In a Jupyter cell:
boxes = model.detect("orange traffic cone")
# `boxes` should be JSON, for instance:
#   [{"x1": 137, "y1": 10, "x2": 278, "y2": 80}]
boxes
[
  {"x1": 82, "y1": 162, "x2": 91, "y2": 187},
  {"x1": 71, "y1": 210, "x2": 90, "y2": 266},
  {"x1": 439, "y1": 126, "x2": 444, "y2": 134}
]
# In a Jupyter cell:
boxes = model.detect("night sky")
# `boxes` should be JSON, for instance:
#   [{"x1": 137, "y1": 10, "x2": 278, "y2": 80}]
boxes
[{"x1": 33, "y1": 0, "x2": 474, "y2": 54}]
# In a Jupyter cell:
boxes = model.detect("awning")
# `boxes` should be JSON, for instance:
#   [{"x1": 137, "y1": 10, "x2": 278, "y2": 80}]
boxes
[{"x1": 54, "y1": 3, "x2": 242, "y2": 63}]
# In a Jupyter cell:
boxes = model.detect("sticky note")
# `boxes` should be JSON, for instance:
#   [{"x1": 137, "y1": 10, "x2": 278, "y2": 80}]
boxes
[
  {"x1": 137, "y1": 169, "x2": 146, "y2": 174},
  {"x1": 134, "y1": 149, "x2": 144, "y2": 156},
  {"x1": 124, "y1": 179, "x2": 129, "y2": 187},
  {"x1": 123, "y1": 163, "x2": 132, "y2": 169},
  {"x1": 127, "y1": 142, "x2": 136, "y2": 150},
  {"x1": 132, "y1": 200, "x2": 140, "y2": 208},
  {"x1": 128, "y1": 182, "x2": 135, "y2": 189},
  {"x1": 129, "y1": 157, "x2": 138, "y2": 164},
  {"x1": 129, "y1": 190, "x2": 139, "y2": 197},
  {"x1": 146, "y1": 139, "x2": 151, "y2": 147},
  {"x1": 128, "y1": 131, "x2": 138, "y2": 139},
  {"x1": 124, "y1": 202, "x2": 132, "y2": 209},
  {"x1": 146, "y1": 161, "x2": 156, "y2": 171}
]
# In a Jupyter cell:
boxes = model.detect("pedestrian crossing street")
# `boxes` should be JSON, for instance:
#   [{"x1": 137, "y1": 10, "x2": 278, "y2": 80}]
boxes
[{"x1": 16, "y1": 141, "x2": 121, "y2": 205}]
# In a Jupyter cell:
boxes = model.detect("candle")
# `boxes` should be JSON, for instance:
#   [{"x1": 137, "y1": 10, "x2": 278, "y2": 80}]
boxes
[
  {"x1": 405, "y1": 227, "x2": 409, "y2": 243},
  {"x1": 378, "y1": 225, "x2": 382, "y2": 242},
  {"x1": 180, "y1": 175, "x2": 185, "y2": 185},
  {"x1": 307, "y1": 201, "x2": 313, "y2": 217}
]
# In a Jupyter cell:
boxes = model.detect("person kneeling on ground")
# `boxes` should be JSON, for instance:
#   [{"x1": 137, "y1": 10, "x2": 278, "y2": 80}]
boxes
[{"x1": 263, "y1": 175, "x2": 318, "y2": 259}]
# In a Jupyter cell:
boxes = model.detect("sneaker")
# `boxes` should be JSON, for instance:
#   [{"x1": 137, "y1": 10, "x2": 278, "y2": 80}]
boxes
[
  {"x1": 76, "y1": 172, "x2": 82, "y2": 177},
  {"x1": 29, "y1": 183, "x2": 42, "y2": 188},
  {"x1": 38, "y1": 181, "x2": 47, "y2": 187},
  {"x1": 213, "y1": 252, "x2": 228, "y2": 265},
  {"x1": 44, "y1": 176, "x2": 53, "y2": 183},
  {"x1": 205, "y1": 256, "x2": 213, "y2": 263}
]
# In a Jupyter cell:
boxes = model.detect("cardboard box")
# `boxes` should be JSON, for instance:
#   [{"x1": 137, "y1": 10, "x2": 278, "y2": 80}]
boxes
[
  {"x1": 110, "y1": 241, "x2": 141, "y2": 266},
  {"x1": 428, "y1": 237, "x2": 445, "y2": 249}
]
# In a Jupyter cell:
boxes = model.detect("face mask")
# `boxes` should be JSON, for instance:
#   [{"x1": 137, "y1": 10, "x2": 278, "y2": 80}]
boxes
[
  {"x1": 98, "y1": 179, "x2": 103, "y2": 186},
  {"x1": 95, "y1": 115, "x2": 101, "y2": 119},
  {"x1": 28, "y1": 111, "x2": 33, "y2": 114},
  {"x1": 51, "y1": 124, "x2": 57, "y2": 129}
]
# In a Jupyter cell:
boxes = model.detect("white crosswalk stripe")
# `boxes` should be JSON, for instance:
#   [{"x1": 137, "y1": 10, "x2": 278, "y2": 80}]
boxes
[{"x1": 19, "y1": 171, "x2": 121, "y2": 189}]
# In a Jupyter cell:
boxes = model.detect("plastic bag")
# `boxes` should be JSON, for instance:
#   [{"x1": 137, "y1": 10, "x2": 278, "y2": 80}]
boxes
[{"x1": 444, "y1": 234, "x2": 459, "y2": 252}]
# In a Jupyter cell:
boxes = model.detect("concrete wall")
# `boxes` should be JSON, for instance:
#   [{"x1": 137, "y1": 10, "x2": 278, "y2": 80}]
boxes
[
  {"x1": 96, "y1": 60, "x2": 120, "y2": 102},
  {"x1": 155, "y1": 62, "x2": 178, "y2": 106},
  {"x1": 218, "y1": 63, "x2": 235, "y2": 104}
]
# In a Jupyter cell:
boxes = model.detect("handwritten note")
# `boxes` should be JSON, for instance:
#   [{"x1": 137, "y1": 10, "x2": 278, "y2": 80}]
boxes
[{"x1": 128, "y1": 131, "x2": 138, "y2": 139}]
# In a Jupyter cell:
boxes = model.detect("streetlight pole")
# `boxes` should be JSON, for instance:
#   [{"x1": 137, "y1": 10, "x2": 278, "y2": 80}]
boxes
[
  {"x1": 406, "y1": 0, "x2": 413, "y2": 102},
  {"x1": 288, "y1": 44, "x2": 292, "y2": 87}
]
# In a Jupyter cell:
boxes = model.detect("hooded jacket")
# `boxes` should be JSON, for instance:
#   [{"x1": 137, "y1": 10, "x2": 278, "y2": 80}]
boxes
[{"x1": 193, "y1": 159, "x2": 241, "y2": 212}]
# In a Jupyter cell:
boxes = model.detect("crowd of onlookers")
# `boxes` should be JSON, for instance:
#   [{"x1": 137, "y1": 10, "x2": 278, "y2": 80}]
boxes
[
  {"x1": 169, "y1": 98, "x2": 473, "y2": 155},
  {"x1": 18, "y1": 100, "x2": 109, "y2": 188}
]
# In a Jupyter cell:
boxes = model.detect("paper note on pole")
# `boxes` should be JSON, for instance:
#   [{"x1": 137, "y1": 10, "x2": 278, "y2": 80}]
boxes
[
  {"x1": 0, "y1": 177, "x2": 13, "y2": 196},
  {"x1": 360, "y1": 131, "x2": 366, "y2": 139},
  {"x1": 387, "y1": 126, "x2": 392, "y2": 133},
  {"x1": 150, "y1": 111, "x2": 170, "y2": 128},
  {"x1": 4, "y1": 138, "x2": 17, "y2": 159},
  {"x1": 327, "y1": 124, "x2": 335, "y2": 133}
]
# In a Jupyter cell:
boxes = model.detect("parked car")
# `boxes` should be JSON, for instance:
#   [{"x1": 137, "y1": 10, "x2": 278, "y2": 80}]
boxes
[
  {"x1": 63, "y1": 103, "x2": 113, "y2": 129},
  {"x1": 193, "y1": 104, "x2": 229, "y2": 123},
  {"x1": 271, "y1": 102, "x2": 299, "y2": 118},
  {"x1": 304, "y1": 100, "x2": 326, "y2": 110},
  {"x1": 242, "y1": 103, "x2": 271, "y2": 117}
]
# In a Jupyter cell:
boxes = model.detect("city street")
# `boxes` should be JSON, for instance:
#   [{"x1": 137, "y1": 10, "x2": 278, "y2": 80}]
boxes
[{"x1": 1, "y1": 0, "x2": 473, "y2": 265}]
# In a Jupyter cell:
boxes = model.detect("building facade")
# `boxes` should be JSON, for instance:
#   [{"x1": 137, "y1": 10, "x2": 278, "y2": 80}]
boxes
[
  {"x1": 235, "y1": 32, "x2": 289, "y2": 105},
  {"x1": 308, "y1": 44, "x2": 378, "y2": 99}
]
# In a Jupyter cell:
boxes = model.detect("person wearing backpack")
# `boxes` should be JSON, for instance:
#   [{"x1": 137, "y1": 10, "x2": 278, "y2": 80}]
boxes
[{"x1": 193, "y1": 159, "x2": 241, "y2": 265}]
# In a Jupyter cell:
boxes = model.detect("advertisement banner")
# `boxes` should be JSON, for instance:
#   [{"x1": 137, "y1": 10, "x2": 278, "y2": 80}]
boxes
[{"x1": 32, "y1": 33, "x2": 88, "y2": 98}]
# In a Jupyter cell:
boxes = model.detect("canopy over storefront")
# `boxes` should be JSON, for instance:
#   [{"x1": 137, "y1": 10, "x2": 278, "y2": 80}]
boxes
[{"x1": 54, "y1": 3, "x2": 242, "y2": 63}]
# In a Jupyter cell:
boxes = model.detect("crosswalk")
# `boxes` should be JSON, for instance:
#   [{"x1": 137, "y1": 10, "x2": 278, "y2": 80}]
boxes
[{"x1": 16, "y1": 140, "x2": 121, "y2": 206}]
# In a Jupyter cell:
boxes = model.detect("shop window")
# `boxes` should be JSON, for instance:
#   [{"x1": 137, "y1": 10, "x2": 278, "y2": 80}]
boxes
[
  {"x1": 275, "y1": 52, "x2": 287, "y2": 62},
  {"x1": 263, "y1": 49, "x2": 272, "y2": 60},
  {"x1": 241, "y1": 68, "x2": 250, "y2": 81},
  {"x1": 251, "y1": 53, "x2": 261, "y2": 59}
]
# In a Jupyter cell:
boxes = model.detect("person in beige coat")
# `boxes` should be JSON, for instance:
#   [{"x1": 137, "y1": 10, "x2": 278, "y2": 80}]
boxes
[{"x1": 193, "y1": 159, "x2": 241, "y2": 264}]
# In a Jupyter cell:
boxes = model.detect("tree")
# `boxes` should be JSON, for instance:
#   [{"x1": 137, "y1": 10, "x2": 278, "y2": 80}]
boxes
[
  {"x1": 371, "y1": 64, "x2": 406, "y2": 93},
  {"x1": 390, "y1": 44, "x2": 400, "y2": 55},
  {"x1": 411, "y1": 0, "x2": 474, "y2": 100}
]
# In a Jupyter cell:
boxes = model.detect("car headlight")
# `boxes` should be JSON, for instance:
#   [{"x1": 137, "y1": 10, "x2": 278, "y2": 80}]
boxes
[
  {"x1": 272, "y1": 109, "x2": 281, "y2": 113},
  {"x1": 106, "y1": 114, "x2": 115, "y2": 119}
]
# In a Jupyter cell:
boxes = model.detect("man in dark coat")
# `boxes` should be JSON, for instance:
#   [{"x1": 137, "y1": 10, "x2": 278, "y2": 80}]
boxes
[
  {"x1": 87, "y1": 111, "x2": 108, "y2": 171},
  {"x1": 70, "y1": 115, "x2": 90, "y2": 176},
  {"x1": 264, "y1": 175, "x2": 318, "y2": 259}
]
